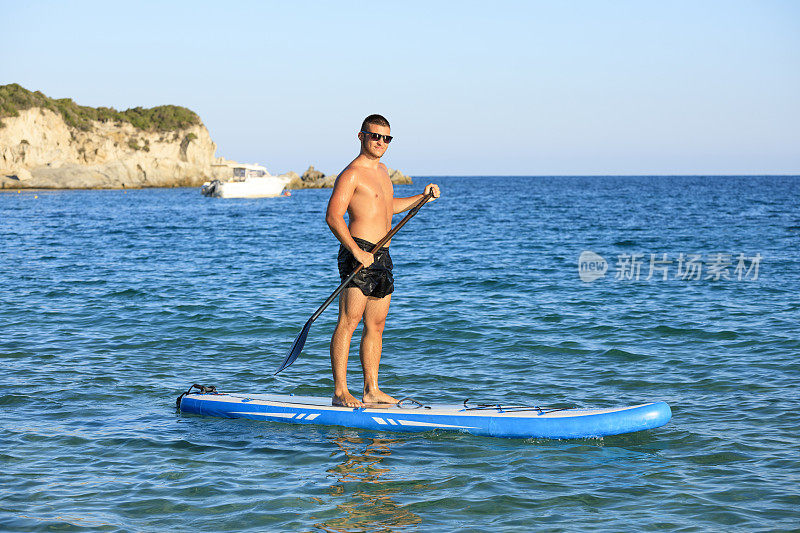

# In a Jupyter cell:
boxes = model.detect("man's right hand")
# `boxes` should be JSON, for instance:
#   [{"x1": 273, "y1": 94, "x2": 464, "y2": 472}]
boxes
[{"x1": 354, "y1": 248, "x2": 375, "y2": 268}]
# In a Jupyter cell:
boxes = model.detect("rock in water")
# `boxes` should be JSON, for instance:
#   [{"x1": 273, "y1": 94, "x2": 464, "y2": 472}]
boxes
[
  {"x1": 301, "y1": 165, "x2": 325, "y2": 183},
  {"x1": 286, "y1": 165, "x2": 412, "y2": 189},
  {"x1": 388, "y1": 167, "x2": 412, "y2": 184}
]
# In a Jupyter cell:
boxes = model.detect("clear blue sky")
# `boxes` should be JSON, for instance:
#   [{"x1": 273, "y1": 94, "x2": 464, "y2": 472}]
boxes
[{"x1": 2, "y1": 1, "x2": 798, "y2": 175}]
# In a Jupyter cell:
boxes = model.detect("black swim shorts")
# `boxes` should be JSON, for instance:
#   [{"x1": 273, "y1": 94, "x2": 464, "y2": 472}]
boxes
[{"x1": 338, "y1": 237, "x2": 394, "y2": 298}]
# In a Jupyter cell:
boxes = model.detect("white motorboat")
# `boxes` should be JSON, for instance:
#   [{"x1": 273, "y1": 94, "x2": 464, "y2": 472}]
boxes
[{"x1": 202, "y1": 164, "x2": 290, "y2": 198}]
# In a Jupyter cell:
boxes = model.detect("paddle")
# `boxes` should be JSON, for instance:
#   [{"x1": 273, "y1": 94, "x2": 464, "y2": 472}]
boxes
[{"x1": 275, "y1": 190, "x2": 435, "y2": 375}]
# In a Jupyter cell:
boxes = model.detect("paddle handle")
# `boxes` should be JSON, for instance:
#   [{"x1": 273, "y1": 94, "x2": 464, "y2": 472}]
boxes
[{"x1": 309, "y1": 190, "x2": 434, "y2": 322}]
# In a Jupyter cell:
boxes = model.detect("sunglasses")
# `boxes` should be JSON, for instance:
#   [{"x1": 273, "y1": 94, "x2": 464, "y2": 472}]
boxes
[{"x1": 361, "y1": 130, "x2": 393, "y2": 144}]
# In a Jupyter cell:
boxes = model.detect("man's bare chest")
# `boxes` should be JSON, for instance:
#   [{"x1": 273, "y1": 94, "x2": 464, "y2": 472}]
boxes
[{"x1": 355, "y1": 174, "x2": 393, "y2": 206}]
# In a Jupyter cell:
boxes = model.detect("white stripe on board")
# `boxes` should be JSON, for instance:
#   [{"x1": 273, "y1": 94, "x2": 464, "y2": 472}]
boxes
[
  {"x1": 230, "y1": 411, "x2": 295, "y2": 419},
  {"x1": 396, "y1": 419, "x2": 477, "y2": 429}
]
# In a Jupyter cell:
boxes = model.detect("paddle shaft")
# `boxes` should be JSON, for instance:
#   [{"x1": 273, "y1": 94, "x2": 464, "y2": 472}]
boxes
[{"x1": 308, "y1": 190, "x2": 434, "y2": 322}]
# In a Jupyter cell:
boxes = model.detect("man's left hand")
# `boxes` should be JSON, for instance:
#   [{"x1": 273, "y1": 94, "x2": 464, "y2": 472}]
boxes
[{"x1": 424, "y1": 183, "x2": 440, "y2": 201}]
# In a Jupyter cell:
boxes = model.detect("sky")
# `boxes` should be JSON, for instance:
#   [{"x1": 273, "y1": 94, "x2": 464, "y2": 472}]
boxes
[{"x1": 1, "y1": 0, "x2": 798, "y2": 176}]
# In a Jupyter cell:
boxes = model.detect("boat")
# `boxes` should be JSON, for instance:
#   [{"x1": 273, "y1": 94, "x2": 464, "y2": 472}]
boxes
[
  {"x1": 176, "y1": 385, "x2": 672, "y2": 439},
  {"x1": 201, "y1": 163, "x2": 290, "y2": 198}
]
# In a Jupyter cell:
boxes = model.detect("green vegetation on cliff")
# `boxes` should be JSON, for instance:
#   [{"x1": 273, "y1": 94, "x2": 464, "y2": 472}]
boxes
[{"x1": 0, "y1": 83, "x2": 200, "y2": 132}]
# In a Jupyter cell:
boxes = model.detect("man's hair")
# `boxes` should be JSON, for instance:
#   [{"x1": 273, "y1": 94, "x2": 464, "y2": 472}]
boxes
[{"x1": 361, "y1": 114, "x2": 390, "y2": 131}]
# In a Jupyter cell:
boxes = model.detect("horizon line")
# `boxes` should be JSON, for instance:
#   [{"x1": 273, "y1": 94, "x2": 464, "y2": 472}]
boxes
[{"x1": 404, "y1": 173, "x2": 800, "y2": 178}]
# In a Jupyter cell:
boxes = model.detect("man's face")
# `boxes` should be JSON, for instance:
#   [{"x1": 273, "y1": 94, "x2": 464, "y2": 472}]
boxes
[{"x1": 360, "y1": 124, "x2": 391, "y2": 158}]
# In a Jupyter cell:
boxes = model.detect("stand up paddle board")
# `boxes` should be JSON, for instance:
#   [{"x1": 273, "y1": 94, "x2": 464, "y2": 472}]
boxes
[{"x1": 176, "y1": 385, "x2": 672, "y2": 439}]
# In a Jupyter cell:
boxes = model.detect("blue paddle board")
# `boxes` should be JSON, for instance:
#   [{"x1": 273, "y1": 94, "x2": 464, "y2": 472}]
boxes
[{"x1": 177, "y1": 387, "x2": 671, "y2": 439}]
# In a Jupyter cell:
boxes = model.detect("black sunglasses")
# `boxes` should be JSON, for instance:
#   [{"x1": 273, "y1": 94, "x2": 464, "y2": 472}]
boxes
[{"x1": 361, "y1": 130, "x2": 393, "y2": 144}]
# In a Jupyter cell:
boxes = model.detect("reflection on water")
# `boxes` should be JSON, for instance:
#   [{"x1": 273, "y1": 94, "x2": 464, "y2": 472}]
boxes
[{"x1": 314, "y1": 433, "x2": 422, "y2": 532}]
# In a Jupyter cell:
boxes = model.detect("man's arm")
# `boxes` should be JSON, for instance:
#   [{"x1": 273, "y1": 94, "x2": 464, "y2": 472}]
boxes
[
  {"x1": 326, "y1": 169, "x2": 374, "y2": 267},
  {"x1": 392, "y1": 183, "x2": 440, "y2": 214}
]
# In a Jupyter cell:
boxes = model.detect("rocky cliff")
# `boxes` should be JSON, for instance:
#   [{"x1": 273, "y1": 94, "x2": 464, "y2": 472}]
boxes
[{"x1": 0, "y1": 107, "x2": 220, "y2": 189}]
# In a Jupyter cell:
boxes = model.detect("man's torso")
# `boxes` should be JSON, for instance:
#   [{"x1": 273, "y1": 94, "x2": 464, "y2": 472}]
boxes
[{"x1": 346, "y1": 162, "x2": 394, "y2": 245}]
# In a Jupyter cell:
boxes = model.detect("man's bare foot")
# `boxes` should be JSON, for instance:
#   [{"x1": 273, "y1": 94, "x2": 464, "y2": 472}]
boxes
[
  {"x1": 363, "y1": 388, "x2": 399, "y2": 405},
  {"x1": 332, "y1": 391, "x2": 364, "y2": 408}
]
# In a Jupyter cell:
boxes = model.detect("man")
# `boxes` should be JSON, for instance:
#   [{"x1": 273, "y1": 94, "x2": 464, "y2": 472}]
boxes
[{"x1": 325, "y1": 114, "x2": 440, "y2": 407}]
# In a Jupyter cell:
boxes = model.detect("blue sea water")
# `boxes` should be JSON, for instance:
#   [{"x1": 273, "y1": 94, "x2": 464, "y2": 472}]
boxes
[{"x1": 1, "y1": 175, "x2": 799, "y2": 532}]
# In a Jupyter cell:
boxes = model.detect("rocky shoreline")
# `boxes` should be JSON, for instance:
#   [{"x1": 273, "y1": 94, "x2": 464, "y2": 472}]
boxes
[
  {"x1": 0, "y1": 85, "x2": 411, "y2": 190},
  {"x1": 283, "y1": 165, "x2": 411, "y2": 190}
]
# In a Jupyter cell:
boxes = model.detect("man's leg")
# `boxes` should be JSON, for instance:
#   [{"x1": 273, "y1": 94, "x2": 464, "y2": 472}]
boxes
[
  {"x1": 361, "y1": 294, "x2": 398, "y2": 404},
  {"x1": 330, "y1": 287, "x2": 368, "y2": 407}
]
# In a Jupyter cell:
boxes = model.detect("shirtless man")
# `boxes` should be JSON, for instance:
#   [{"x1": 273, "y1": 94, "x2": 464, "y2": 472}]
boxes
[{"x1": 325, "y1": 114, "x2": 440, "y2": 407}]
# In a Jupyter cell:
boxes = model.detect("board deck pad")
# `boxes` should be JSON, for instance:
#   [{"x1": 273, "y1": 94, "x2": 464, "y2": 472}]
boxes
[{"x1": 178, "y1": 391, "x2": 672, "y2": 439}]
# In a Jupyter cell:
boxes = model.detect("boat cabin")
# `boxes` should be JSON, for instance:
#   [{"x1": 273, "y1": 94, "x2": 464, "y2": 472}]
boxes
[
  {"x1": 233, "y1": 166, "x2": 270, "y2": 180},
  {"x1": 211, "y1": 162, "x2": 272, "y2": 181}
]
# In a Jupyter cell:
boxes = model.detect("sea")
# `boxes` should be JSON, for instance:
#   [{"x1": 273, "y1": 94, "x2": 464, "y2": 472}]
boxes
[{"x1": 1, "y1": 175, "x2": 799, "y2": 532}]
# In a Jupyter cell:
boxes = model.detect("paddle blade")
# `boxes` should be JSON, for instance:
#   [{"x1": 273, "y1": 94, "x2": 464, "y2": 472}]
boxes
[{"x1": 275, "y1": 320, "x2": 313, "y2": 375}]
